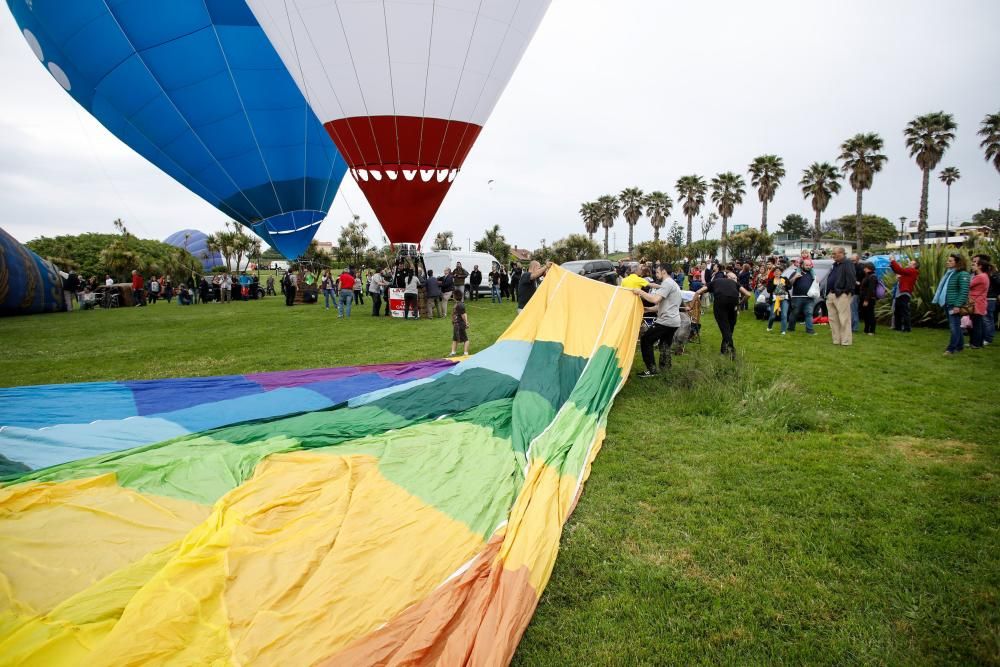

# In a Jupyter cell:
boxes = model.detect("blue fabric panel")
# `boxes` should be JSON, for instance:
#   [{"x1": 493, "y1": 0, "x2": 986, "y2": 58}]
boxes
[
  {"x1": 123, "y1": 376, "x2": 264, "y2": 416},
  {"x1": 251, "y1": 210, "x2": 326, "y2": 259},
  {"x1": 163, "y1": 229, "x2": 225, "y2": 270},
  {"x1": 165, "y1": 386, "x2": 332, "y2": 432},
  {"x1": 304, "y1": 374, "x2": 405, "y2": 404},
  {"x1": 0, "y1": 382, "x2": 136, "y2": 429},
  {"x1": 0, "y1": 418, "x2": 188, "y2": 471}
]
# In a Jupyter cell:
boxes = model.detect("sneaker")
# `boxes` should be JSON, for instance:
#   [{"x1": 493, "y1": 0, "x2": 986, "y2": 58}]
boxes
[
  {"x1": 637, "y1": 370, "x2": 658, "y2": 378},
  {"x1": 780, "y1": 331, "x2": 786, "y2": 336},
  {"x1": 447, "y1": 352, "x2": 457, "y2": 357},
  {"x1": 766, "y1": 327, "x2": 773, "y2": 332},
  {"x1": 806, "y1": 331, "x2": 816, "y2": 335},
  {"x1": 943, "y1": 350, "x2": 954, "y2": 356}
]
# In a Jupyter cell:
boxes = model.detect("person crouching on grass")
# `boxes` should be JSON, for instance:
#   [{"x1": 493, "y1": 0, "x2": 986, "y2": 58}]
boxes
[{"x1": 449, "y1": 291, "x2": 470, "y2": 357}]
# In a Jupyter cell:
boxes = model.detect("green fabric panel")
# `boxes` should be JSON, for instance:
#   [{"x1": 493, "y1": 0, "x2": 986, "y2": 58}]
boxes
[
  {"x1": 448, "y1": 399, "x2": 515, "y2": 441},
  {"x1": 510, "y1": 390, "x2": 555, "y2": 458},
  {"x1": 6, "y1": 436, "x2": 297, "y2": 505},
  {"x1": 516, "y1": 341, "x2": 587, "y2": 413},
  {"x1": 568, "y1": 346, "x2": 624, "y2": 416},
  {"x1": 371, "y1": 368, "x2": 520, "y2": 421},
  {"x1": 528, "y1": 403, "x2": 601, "y2": 480},
  {"x1": 217, "y1": 404, "x2": 409, "y2": 449},
  {"x1": 0, "y1": 454, "x2": 30, "y2": 477}
]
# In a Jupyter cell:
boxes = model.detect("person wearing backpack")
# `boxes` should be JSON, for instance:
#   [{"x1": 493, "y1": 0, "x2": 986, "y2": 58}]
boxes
[
  {"x1": 859, "y1": 262, "x2": 879, "y2": 335},
  {"x1": 787, "y1": 259, "x2": 817, "y2": 335}
]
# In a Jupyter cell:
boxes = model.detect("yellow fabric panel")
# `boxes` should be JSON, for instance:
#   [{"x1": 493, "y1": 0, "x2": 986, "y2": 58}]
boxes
[
  {"x1": 0, "y1": 474, "x2": 209, "y2": 617},
  {"x1": 500, "y1": 265, "x2": 643, "y2": 365},
  {"x1": 621, "y1": 274, "x2": 649, "y2": 289}
]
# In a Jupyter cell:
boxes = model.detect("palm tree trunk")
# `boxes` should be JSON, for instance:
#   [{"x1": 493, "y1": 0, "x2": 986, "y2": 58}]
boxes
[
  {"x1": 945, "y1": 184, "x2": 951, "y2": 243},
  {"x1": 761, "y1": 199, "x2": 768, "y2": 233},
  {"x1": 918, "y1": 167, "x2": 930, "y2": 246},
  {"x1": 628, "y1": 222, "x2": 634, "y2": 256},
  {"x1": 653, "y1": 225, "x2": 660, "y2": 242},
  {"x1": 686, "y1": 214, "x2": 693, "y2": 246},
  {"x1": 603, "y1": 226, "x2": 609, "y2": 257},
  {"x1": 813, "y1": 210, "x2": 822, "y2": 251},
  {"x1": 721, "y1": 216, "x2": 728, "y2": 263},
  {"x1": 854, "y1": 188, "x2": 864, "y2": 254},
  {"x1": 588, "y1": 231, "x2": 594, "y2": 243}
]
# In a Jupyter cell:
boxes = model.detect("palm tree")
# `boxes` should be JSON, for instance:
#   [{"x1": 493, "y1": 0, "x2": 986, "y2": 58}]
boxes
[
  {"x1": 838, "y1": 133, "x2": 888, "y2": 253},
  {"x1": 939, "y1": 166, "x2": 961, "y2": 242},
  {"x1": 709, "y1": 172, "x2": 746, "y2": 263},
  {"x1": 643, "y1": 191, "x2": 673, "y2": 241},
  {"x1": 596, "y1": 194, "x2": 619, "y2": 257},
  {"x1": 904, "y1": 112, "x2": 957, "y2": 245},
  {"x1": 747, "y1": 155, "x2": 785, "y2": 233},
  {"x1": 676, "y1": 175, "x2": 707, "y2": 246},
  {"x1": 618, "y1": 187, "x2": 644, "y2": 256},
  {"x1": 799, "y1": 163, "x2": 842, "y2": 251},
  {"x1": 979, "y1": 112, "x2": 1000, "y2": 174},
  {"x1": 579, "y1": 202, "x2": 601, "y2": 242}
]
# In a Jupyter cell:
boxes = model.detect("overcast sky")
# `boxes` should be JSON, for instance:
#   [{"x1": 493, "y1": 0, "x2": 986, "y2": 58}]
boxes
[{"x1": 1, "y1": 0, "x2": 998, "y2": 252}]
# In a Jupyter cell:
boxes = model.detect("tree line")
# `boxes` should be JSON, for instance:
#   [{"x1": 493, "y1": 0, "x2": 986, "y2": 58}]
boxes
[{"x1": 579, "y1": 110, "x2": 1000, "y2": 261}]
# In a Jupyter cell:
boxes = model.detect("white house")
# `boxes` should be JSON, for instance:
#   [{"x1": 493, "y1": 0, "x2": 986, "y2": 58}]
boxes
[
  {"x1": 772, "y1": 233, "x2": 854, "y2": 256},
  {"x1": 886, "y1": 222, "x2": 991, "y2": 250}
]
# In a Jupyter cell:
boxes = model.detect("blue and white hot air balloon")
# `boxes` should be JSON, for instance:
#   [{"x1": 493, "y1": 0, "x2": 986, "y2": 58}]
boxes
[
  {"x1": 6, "y1": 0, "x2": 348, "y2": 259},
  {"x1": 163, "y1": 229, "x2": 224, "y2": 271}
]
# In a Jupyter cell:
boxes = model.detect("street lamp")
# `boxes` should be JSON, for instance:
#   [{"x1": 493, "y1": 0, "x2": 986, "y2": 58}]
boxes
[{"x1": 898, "y1": 216, "x2": 907, "y2": 249}]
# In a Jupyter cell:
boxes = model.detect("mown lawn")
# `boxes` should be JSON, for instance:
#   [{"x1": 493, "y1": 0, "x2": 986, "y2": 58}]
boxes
[{"x1": 1, "y1": 295, "x2": 997, "y2": 664}]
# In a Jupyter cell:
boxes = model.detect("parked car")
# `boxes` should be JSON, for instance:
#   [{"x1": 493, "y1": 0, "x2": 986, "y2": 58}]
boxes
[{"x1": 560, "y1": 259, "x2": 620, "y2": 286}]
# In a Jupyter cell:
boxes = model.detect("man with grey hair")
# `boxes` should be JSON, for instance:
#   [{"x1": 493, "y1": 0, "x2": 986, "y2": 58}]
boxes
[{"x1": 825, "y1": 247, "x2": 856, "y2": 346}]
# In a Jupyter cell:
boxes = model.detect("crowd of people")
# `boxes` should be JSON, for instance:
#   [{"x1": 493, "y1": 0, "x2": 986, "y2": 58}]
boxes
[
  {"x1": 61, "y1": 268, "x2": 269, "y2": 311},
  {"x1": 616, "y1": 247, "x2": 999, "y2": 377}
]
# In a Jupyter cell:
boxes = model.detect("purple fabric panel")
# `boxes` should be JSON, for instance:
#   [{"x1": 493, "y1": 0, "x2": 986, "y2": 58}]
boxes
[{"x1": 247, "y1": 359, "x2": 454, "y2": 391}]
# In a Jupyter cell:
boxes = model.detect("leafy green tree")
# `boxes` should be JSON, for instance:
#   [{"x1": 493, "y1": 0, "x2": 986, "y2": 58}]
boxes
[
  {"x1": 779, "y1": 213, "x2": 810, "y2": 238},
  {"x1": 28, "y1": 229, "x2": 200, "y2": 282},
  {"x1": 710, "y1": 172, "x2": 746, "y2": 263},
  {"x1": 550, "y1": 234, "x2": 601, "y2": 263},
  {"x1": 643, "y1": 191, "x2": 672, "y2": 241},
  {"x1": 578, "y1": 202, "x2": 601, "y2": 242},
  {"x1": 726, "y1": 228, "x2": 773, "y2": 262},
  {"x1": 685, "y1": 239, "x2": 720, "y2": 261},
  {"x1": 799, "y1": 162, "x2": 842, "y2": 250},
  {"x1": 904, "y1": 111, "x2": 957, "y2": 245},
  {"x1": 596, "y1": 194, "x2": 620, "y2": 257},
  {"x1": 634, "y1": 240, "x2": 682, "y2": 266},
  {"x1": 618, "y1": 187, "x2": 644, "y2": 256},
  {"x1": 474, "y1": 224, "x2": 512, "y2": 263},
  {"x1": 336, "y1": 215, "x2": 372, "y2": 267},
  {"x1": 667, "y1": 222, "x2": 684, "y2": 246},
  {"x1": 979, "y1": 111, "x2": 1000, "y2": 174},
  {"x1": 748, "y1": 154, "x2": 785, "y2": 233},
  {"x1": 432, "y1": 231, "x2": 456, "y2": 251},
  {"x1": 835, "y1": 215, "x2": 898, "y2": 250},
  {"x1": 971, "y1": 208, "x2": 1000, "y2": 236},
  {"x1": 676, "y1": 175, "x2": 707, "y2": 246},
  {"x1": 839, "y1": 133, "x2": 888, "y2": 253}
]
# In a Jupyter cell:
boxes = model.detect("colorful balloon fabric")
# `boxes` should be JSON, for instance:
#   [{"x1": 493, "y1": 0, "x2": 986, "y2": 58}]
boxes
[
  {"x1": 246, "y1": 0, "x2": 551, "y2": 244},
  {"x1": 6, "y1": 0, "x2": 348, "y2": 259},
  {"x1": 0, "y1": 359, "x2": 456, "y2": 474},
  {"x1": 162, "y1": 229, "x2": 225, "y2": 272},
  {"x1": 0, "y1": 226, "x2": 64, "y2": 317},
  {"x1": 0, "y1": 266, "x2": 642, "y2": 665}
]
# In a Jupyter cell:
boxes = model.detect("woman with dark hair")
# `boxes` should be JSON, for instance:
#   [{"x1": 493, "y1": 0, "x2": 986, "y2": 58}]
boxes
[
  {"x1": 933, "y1": 253, "x2": 970, "y2": 355},
  {"x1": 969, "y1": 257, "x2": 991, "y2": 349},
  {"x1": 859, "y1": 262, "x2": 879, "y2": 335}
]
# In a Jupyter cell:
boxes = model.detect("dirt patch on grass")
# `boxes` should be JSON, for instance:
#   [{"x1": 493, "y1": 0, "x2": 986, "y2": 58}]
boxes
[{"x1": 890, "y1": 437, "x2": 978, "y2": 464}]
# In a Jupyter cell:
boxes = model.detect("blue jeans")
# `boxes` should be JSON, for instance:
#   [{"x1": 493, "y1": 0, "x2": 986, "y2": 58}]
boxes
[
  {"x1": 985, "y1": 299, "x2": 996, "y2": 344},
  {"x1": 337, "y1": 290, "x2": 352, "y2": 317},
  {"x1": 323, "y1": 288, "x2": 334, "y2": 309},
  {"x1": 851, "y1": 295, "x2": 860, "y2": 332},
  {"x1": 947, "y1": 311, "x2": 964, "y2": 352},
  {"x1": 787, "y1": 297, "x2": 814, "y2": 333},
  {"x1": 767, "y1": 298, "x2": 789, "y2": 333},
  {"x1": 491, "y1": 284, "x2": 501, "y2": 302}
]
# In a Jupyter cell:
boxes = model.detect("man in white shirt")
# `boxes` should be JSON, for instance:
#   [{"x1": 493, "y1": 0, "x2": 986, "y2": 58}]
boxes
[{"x1": 631, "y1": 265, "x2": 682, "y2": 377}]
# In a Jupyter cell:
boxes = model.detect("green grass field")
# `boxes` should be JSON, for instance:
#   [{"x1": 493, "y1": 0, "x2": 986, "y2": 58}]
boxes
[{"x1": 1, "y1": 295, "x2": 997, "y2": 664}]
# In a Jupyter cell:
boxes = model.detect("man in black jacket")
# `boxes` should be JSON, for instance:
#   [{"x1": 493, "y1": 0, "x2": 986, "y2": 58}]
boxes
[
  {"x1": 826, "y1": 247, "x2": 856, "y2": 346},
  {"x1": 469, "y1": 265, "x2": 483, "y2": 300}
]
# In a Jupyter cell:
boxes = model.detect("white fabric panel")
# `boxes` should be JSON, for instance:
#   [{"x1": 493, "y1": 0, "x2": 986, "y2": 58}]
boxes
[{"x1": 247, "y1": 0, "x2": 550, "y2": 124}]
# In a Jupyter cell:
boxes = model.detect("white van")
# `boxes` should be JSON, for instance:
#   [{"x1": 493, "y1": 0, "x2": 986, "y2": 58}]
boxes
[{"x1": 421, "y1": 250, "x2": 501, "y2": 297}]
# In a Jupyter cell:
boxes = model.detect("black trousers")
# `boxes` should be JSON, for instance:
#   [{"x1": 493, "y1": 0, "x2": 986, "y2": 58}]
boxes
[
  {"x1": 285, "y1": 286, "x2": 296, "y2": 306},
  {"x1": 713, "y1": 296, "x2": 740, "y2": 354},
  {"x1": 353, "y1": 289, "x2": 363, "y2": 305},
  {"x1": 640, "y1": 324, "x2": 677, "y2": 371},
  {"x1": 893, "y1": 294, "x2": 911, "y2": 331},
  {"x1": 403, "y1": 293, "x2": 418, "y2": 318},
  {"x1": 470, "y1": 284, "x2": 481, "y2": 299},
  {"x1": 383, "y1": 288, "x2": 391, "y2": 315},
  {"x1": 370, "y1": 292, "x2": 382, "y2": 316},
  {"x1": 861, "y1": 301, "x2": 877, "y2": 333}
]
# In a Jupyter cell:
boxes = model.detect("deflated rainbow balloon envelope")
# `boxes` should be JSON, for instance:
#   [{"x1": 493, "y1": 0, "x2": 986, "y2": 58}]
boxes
[{"x1": 5, "y1": 0, "x2": 349, "y2": 259}]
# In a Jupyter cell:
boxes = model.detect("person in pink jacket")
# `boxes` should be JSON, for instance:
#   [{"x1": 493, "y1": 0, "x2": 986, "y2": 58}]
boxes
[{"x1": 969, "y1": 256, "x2": 991, "y2": 349}]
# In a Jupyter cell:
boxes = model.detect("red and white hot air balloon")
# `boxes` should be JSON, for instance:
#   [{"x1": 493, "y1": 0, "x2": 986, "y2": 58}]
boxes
[{"x1": 245, "y1": 0, "x2": 550, "y2": 245}]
